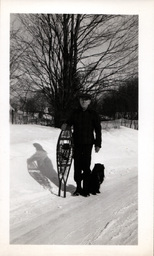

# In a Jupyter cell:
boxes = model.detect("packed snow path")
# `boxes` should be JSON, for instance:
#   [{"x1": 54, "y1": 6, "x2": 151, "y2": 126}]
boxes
[{"x1": 10, "y1": 125, "x2": 138, "y2": 245}]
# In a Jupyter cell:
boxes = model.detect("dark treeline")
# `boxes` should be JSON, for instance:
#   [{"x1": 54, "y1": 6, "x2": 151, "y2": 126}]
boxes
[{"x1": 98, "y1": 78, "x2": 138, "y2": 120}]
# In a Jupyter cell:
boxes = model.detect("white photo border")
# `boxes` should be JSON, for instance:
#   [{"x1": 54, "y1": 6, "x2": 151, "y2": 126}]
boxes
[{"x1": 0, "y1": 0, "x2": 153, "y2": 255}]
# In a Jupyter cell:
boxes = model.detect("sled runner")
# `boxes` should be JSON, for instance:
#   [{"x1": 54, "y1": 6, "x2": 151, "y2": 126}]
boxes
[
  {"x1": 27, "y1": 162, "x2": 52, "y2": 191},
  {"x1": 56, "y1": 128, "x2": 73, "y2": 197}
]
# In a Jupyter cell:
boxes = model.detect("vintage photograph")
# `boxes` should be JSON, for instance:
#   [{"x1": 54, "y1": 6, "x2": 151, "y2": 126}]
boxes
[
  {"x1": 0, "y1": 1, "x2": 153, "y2": 256},
  {"x1": 9, "y1": 13, "x2": 138, "y2": 245}
]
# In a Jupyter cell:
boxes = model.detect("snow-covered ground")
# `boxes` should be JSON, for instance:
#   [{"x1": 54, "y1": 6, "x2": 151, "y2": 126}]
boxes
[{"x1": 9, "y1": 124, "x2": 138, "y2": 245}]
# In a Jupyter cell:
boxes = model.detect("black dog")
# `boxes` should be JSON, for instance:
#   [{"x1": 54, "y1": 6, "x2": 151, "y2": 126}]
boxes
[{"x1": 89, "y1": 164, "x2": 105, "y2": 195}]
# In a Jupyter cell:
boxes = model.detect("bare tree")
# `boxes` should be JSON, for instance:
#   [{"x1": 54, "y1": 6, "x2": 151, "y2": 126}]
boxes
[
  {"x1": 10, "y1": 18, "x2": 32, "y2": 110},
  {"x1": 10, "y1": 14, "x2": 138, "y2": 127}
]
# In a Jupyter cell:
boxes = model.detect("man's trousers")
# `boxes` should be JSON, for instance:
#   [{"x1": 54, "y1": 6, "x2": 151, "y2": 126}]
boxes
[{"x1": 73, "y1": 144, "x2": 93, "y2": 193}]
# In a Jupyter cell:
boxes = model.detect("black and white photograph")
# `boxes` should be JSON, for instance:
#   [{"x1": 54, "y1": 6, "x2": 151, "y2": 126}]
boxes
[{"x1": 0, "y1": 0, "x2": 153, "y2": 256}]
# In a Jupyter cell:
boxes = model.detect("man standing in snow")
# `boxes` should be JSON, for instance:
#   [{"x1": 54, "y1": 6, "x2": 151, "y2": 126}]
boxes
[{"x1": 61, "y1": 93, "x2": 102, "y2": 197}]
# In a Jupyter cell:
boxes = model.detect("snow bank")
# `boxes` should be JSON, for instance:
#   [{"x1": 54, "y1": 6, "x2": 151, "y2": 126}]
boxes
[{"x1": 10, "y1": 124, "x2": 138, "y2": 245}]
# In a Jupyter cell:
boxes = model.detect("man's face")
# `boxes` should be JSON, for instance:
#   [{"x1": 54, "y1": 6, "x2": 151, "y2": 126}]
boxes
[{"x1": 79, "y1": 98, "x2": 91, "y2": 110}]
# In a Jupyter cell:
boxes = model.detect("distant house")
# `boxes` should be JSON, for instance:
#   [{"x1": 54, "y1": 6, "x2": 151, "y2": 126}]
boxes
[{"x1": 10, "y1": 106, "x2": 54, "y2": 126}]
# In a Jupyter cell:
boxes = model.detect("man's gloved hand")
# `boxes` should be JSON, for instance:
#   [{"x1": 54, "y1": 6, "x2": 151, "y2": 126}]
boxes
[
  {"x1": 61, "y1": 123, "x2": 68, "y2": 131},
  {"x1": 95, "y1": 146, "x2": 100, "y2": 153}
]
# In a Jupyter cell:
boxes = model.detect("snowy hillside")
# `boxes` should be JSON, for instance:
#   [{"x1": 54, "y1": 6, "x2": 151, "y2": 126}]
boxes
[{"x1": 9, "y1": 124, "x2": 138, "y2": 245}]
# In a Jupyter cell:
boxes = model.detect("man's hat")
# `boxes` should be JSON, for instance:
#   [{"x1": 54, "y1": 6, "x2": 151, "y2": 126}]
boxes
[{"x1": 78, "y1": 92, "x2": 92, "y2": 100}]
